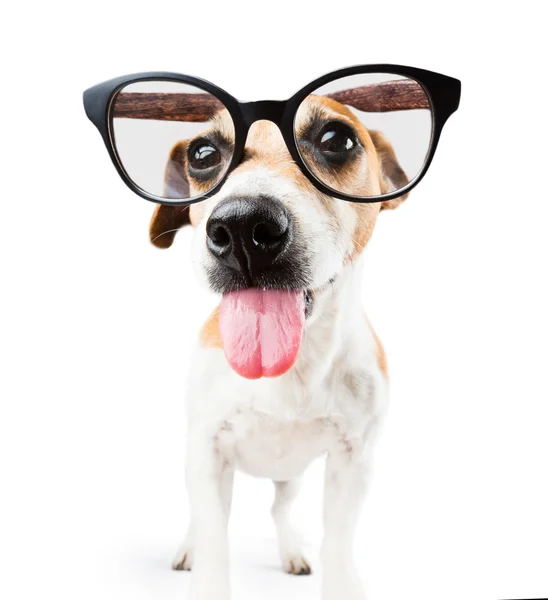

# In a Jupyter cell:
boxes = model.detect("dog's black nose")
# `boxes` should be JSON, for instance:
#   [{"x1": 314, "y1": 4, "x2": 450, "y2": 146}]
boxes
[{"x1": 206, "y1": 197, "x2": 291, "y2": 278}]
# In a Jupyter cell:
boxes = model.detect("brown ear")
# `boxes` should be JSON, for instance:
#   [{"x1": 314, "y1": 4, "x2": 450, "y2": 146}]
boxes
[
  {"x1": 369, "y1": 130, "x2": 410, "y2": 210},
  {"x1": 149, "y1": 204, "x2": 191, "y2": 248},
  {"x1": 149, "y1": 141, "x2": 191, "y2": 249}
]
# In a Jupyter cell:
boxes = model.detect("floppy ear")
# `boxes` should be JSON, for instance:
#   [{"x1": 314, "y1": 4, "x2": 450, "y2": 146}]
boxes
[
  {"x1": 369, "y1": 130, "x2": 410, "y2": 211},
  {"x1": 149, "y1": 141, "x2": 191, "y2": 249}
]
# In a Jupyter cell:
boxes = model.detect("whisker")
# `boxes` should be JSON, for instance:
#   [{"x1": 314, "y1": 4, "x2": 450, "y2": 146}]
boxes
[{"x1": 151, "y1": 227, "x2": 184, "y2": 244}]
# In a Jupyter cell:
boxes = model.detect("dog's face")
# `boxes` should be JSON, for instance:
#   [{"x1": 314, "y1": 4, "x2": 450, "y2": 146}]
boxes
[
  {"x1": 151, "y1": 96, "x2": 408, "y2": 297},
  {"x1": 150, "y1": 96, "x2": 409, "y2": 378}
]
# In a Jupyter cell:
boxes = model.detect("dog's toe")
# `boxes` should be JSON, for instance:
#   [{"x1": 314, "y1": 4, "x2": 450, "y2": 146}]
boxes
[
  {"x1": 172, "y1": 550, "x2": 193, "y2": 571},
  {"x1": 283, "y1": 555, "x2": 312, "y2": 576}
]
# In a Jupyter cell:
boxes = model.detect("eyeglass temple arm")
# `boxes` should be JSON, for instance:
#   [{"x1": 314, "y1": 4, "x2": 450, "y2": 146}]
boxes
[{"x1": 112, "y1": 79, "x2": 431, "y2": 123}]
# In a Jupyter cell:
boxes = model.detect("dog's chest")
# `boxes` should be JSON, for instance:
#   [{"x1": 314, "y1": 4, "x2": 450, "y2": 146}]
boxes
[
  {"x1": 212, "y1": 370, "x2": 378, "y2": 481},
  {"x1": 217, "y1": 409, "x2": 345, "y2": 480}
]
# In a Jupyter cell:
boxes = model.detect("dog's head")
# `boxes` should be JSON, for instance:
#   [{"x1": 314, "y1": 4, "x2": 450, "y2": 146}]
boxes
[{"x1": 149, "y1": 95, "x2": 408, "y2": 378}]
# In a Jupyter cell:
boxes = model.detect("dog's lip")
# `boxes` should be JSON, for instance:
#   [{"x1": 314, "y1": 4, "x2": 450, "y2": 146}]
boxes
[
  {"x1": 304, "y1": 274, "x2": 338, "y2": 319},
  {"x1": 304, "y1": 289, "x2": 314, "y2": 319}
]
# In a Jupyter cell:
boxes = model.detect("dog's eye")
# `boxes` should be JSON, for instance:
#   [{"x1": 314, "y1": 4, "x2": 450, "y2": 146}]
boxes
[
  {"x1": 315, "y1": 122, "x2": 356, "y2": 155},
  {"x1": 189, "y1": 140, "x2": 221, "y2": 170}
]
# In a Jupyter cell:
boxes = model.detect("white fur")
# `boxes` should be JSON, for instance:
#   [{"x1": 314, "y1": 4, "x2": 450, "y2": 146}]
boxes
[
  {"x1": 176, "y1": 268, "x2": 387, "y2": 600},
  {"x1": 176, "y1": 162, "x2": 388, "y2": 600}
]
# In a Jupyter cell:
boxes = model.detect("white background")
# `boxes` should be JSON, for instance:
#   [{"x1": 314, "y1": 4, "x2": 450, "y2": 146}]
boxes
[{"x1": 1, "y1": 2, "x2": 547, "y2": 600}]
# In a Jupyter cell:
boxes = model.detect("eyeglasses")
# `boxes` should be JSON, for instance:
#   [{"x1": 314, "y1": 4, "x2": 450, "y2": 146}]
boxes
[{"x1": 83, "y1": 65, "x2": 460, "y2": 206}]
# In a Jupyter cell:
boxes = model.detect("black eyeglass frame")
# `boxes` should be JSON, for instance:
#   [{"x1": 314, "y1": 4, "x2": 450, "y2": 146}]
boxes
[{"x1": 83, "y1": 64, "x2": 461, "y2": 206}]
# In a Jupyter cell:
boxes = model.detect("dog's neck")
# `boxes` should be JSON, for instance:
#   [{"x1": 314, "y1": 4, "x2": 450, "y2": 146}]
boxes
[
  {"x1": 293, "y1": 258, "x2": 366, "y2": 386},
  {"x1": 235, "y1": 258, "x2": 376, "y2": 422}
]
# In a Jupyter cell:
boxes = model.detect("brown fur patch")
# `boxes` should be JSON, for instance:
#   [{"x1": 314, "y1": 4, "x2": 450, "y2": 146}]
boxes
[
  {"x1": 296, "y1": 97, "x2": 382, "y2": 199},
  {"x1": 234, "y1": 120, "x2": 310, "y2": 182},
  {"x1": 368, "y1": 130, "x2": 410, "y2": 210},
  {"x1": 348, "y1": 202, "x2": 381, "y2": 262},
  {"x1": 149, "y1": 204, "x2": 191, "y2": 248},
  {"x1": 200, "y1": 306, "x2": 223, "y2": 349},
  {"x1": 368, "y1": 319, "x2": 388, "y2": 379}
]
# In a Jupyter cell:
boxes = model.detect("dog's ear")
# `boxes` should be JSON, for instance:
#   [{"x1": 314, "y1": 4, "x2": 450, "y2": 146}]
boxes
[
  {"x1": 149, "y1": 204, "x2": 191, "y2": 248},
  {"x1": 149, "y1": 141, "x2": 191, "y2": 249},
  {"x1": 369, "y1": 130, "x2": 410, "y2": 211}
]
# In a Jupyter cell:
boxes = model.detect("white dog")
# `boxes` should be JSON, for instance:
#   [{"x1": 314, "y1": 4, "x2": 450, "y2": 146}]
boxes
[{"x1": 149, "y1": 96, "x2": 408, "y2": 600}]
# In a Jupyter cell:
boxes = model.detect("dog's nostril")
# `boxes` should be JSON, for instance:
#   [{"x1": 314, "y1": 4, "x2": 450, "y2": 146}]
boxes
[
  {"x1": 252, "y1": 215, "x2": 289, "y2": 248},
  {"x1": 210, "y1": 224, "x2": 231, "y2": 247},
  {"x1": 253, "y1": 223, "x2": 282, "y2": 246}
]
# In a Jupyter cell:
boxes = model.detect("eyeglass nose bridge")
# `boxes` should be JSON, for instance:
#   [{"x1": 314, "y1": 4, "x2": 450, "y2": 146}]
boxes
[{"x1": 241, "y1": 100, "x2": 287, "y2": 128}]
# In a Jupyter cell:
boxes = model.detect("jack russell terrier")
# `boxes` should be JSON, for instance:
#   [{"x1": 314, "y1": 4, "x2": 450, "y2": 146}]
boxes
[{"x1": 148, "y1": 94, "x2": 409, "y2": 600}]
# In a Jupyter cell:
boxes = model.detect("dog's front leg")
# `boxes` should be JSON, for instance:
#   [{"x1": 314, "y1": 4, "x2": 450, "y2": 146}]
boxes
[
  {"x1": 321, "y1": 446, "x2": 370, "y2": 600},
  {"x1": 186, "y1": 430, "x2": 233, "y2": 600},
  {"x1": 173, "y1": 467, "x2": 233, "y2": 572}
]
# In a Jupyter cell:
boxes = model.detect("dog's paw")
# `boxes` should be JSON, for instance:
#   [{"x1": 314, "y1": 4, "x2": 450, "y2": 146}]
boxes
[
  {"x1": 172, "y1": 545, "x2": 194, "y2": 571},
  {"x1": 282, "y1": 553, "x2": 312, "y2": 576}
]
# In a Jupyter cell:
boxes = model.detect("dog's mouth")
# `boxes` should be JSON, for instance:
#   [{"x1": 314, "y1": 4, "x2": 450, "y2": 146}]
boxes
[{"x1": 218, "y1": 281, "x2": 333, "y2": 380}]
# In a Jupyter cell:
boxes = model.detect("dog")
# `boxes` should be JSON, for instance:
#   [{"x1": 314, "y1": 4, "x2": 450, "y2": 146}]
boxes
[{"x1": 149, "y1": 93, "x2": 409, "y2": 600}]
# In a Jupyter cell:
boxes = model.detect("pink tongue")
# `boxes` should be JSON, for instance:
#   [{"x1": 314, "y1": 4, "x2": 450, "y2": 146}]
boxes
[{"x1": 219, "y1": 288, "x2": 305, "y2": 379}]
